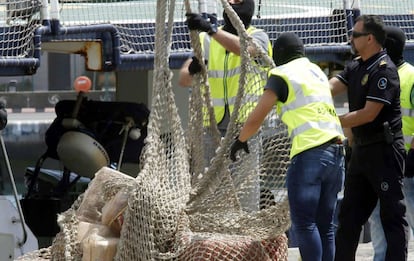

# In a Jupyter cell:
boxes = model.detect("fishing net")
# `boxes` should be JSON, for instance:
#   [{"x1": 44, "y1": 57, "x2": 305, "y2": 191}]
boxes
[{"x1": 17, "y1": 0, "x2": 291, "y2": 260}]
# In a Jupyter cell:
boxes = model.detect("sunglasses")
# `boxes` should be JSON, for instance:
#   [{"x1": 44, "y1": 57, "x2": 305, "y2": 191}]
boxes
[{"x1": 351, "y1": 31, "x2": 371, "y2": 38}]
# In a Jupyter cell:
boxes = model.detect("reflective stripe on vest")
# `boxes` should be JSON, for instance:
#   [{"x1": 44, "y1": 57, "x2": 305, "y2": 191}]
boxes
[
  {"x1": 208, "y1": 66, "x2": 241, "y2": 79},
  {"x1": 290, "y1": 121, "x2": 344, "y2": 140},
  {"x1": 404, "y1": 135, "x2": 412, "y2": 146},
  {"x1": 208, "y1": 64, "x2": 264, "y2": 79},
  {"x1": 401, "y1": 108, "x2": 414, "y2": 117},
  {"x1": 282, "y1": 95, "x2": 336, "y2": 115},
  {"x1": 211, "y1": 93, "x2": 260, "y2": 107}
]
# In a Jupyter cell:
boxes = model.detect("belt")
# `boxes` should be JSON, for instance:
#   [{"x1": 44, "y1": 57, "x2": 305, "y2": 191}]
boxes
[
  {"x1": 318, "y1": 137, "x2": 343, "y2": 148},
  {"x1": 330, "y1": 137, "x2": 343, "y2": 145},
  {"x1": 353, "y1": 130, "x2": 403, "y2": 146}
]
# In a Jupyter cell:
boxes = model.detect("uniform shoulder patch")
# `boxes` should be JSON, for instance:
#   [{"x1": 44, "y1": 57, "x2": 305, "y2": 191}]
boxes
[
  {"x1": 379, "y1": 59, "x2": 387, "y2": 68},
  {"x1": 377, "y1": 77, "x2": 388, "y2": 89}
]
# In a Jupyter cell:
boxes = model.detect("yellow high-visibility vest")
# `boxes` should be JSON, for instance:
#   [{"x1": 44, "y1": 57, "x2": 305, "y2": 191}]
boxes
[
  {"x1": 399, "y1": 62, "x2": 414, "y2": 151},
  {"x1": 270, "y1": 57, "x2": 344, "y2": 158},
  {"x1": 200, "y1": 26, "x2": 272, "y2": 125}
]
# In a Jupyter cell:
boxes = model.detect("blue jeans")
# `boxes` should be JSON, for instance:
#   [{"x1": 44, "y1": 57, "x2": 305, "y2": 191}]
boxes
[
  {"x1": 369, "y1": 177, "x2": 414, "y2": 261},
  {"x1": 287, "y1": 143, "x2": 345, "y2": 261}
]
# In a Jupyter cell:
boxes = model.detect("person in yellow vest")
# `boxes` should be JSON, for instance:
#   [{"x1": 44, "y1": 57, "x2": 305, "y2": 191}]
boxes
[
  {"x1": 178, "y1": 0, "x2": 272, "y2": 212},
  {"x1": 368, "y1": 25, "x2": 414, "y2": 261},
  {"x1": 178, "y1": 0, "x2": 272, "y2": 137},
  {"x1": 230, "y1": 32, "x2": 345, "y2": 260}
]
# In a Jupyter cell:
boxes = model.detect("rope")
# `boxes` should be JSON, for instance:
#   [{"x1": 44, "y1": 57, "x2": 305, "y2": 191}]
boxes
[{"x1": 186, "y1": 0, "x2": 255, "y2": 211}]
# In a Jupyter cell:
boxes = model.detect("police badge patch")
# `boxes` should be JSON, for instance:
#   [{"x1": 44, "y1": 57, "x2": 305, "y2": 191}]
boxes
[
  {"x1": 361, "y1": 74, "x2": 369, "y2": 85},
  {"x1": 377, "y1": 77, "x2": 387, "y2": 89},
  {"x1": 381, "y1": 181, "x2": 389, "y2": 191}
]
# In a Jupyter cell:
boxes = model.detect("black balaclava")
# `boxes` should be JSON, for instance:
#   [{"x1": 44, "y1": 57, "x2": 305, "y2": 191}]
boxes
[
  {"x1": 272, "y1": 32, "x2": 305, "y2": 66},
  {"x1": 384, "y1": 26, "x2": 406, "y2": 66},
  {"x1": 223, "y1": 0, "x2": 255, "y2": 35}
]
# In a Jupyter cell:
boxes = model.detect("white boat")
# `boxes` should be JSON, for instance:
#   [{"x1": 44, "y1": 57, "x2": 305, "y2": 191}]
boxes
[
  {"x1": 0, "y1": 123, "x2": 39, "y2": 260},
  {"x1": 0, "y1": 195, "x2": 38, "y2": 260}
]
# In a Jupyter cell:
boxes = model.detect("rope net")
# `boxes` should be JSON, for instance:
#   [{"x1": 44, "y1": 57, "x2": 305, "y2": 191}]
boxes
[
  {"x1": 0, "y1": 0, "x2": 41, "y2": 58},
  {"x1": 17, "y1": 0, "x2": 291, "y2": 260},
  {"x1": 53, "y1": 0, "x2": 414, "y2": 58}
]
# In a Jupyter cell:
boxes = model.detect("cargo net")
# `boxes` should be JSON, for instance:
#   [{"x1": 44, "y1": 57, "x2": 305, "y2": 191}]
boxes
[
  {"x1": 53, "y1": 0, "x2": 414, "y2": 56},
  {"x1": 0, "y1": 0, "x2": 41, "y2": 57},
  {"x1": 17, "y1": 0, "x2": 290, "y2": 260}
]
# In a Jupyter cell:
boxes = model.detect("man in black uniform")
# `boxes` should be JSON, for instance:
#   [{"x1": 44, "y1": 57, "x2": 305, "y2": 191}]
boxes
[{"x1": 330, "y1": 15, "x2": 409, "y2": 260}]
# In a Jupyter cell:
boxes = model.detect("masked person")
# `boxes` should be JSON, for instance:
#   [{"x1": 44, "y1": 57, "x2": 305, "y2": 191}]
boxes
[
  {"x1": 178, "y1": 0, "x2": 272, "y2": 212},
  {"x1": 367, "y1": 25, "x2": 414, "y2": 261},
  {"x1": 230, "y1": 32, "x2": 345, "y2": 260},
  {"x1": 178, "y1": 0, "x2": 272, "y2": 137},
  {"x1": 330, "y1": 15, "x2": 409, "y2": 261}
]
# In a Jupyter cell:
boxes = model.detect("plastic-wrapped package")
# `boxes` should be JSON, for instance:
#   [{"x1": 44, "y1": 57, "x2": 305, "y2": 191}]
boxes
[
  {"x1": 76, "y1": 167, "x2": 135, "y2": 223},
  {"x1": 101, "y1": 188, "x2": 130, "y2": 236},
  {"x1": 77, "y1": 221, "x2": 115, "y2": 242},
  {"x1": 80, "y1": 223, "x2": 119, "y2": 261}
]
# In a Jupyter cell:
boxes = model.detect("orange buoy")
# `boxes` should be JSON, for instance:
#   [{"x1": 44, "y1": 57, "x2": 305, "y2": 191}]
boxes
[{"x1": 74, "y1": 76, "x2": 92, "y2": 92}]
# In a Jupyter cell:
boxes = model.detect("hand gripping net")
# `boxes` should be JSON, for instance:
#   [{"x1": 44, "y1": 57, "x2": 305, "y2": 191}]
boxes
[{"x1": 17, "y1": 0, "x2": 291, "y2": 260}]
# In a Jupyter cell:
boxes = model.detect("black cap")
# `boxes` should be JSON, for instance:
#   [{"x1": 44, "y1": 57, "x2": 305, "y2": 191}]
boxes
[
  {"x1": 384, "y1": 26, "x2": 406, "y2": 66},
  {"x1": 273, "y1": 32, "x2": 304, "y2": 66}
]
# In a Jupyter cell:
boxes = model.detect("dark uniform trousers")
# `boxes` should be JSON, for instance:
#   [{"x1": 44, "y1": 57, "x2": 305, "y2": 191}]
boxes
[{"x1": 335, "y1": 137, "x2": 409, "y2": 261}]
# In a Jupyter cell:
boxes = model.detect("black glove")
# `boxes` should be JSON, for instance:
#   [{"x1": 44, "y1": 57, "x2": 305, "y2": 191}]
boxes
[
  {"x1": 405, "y1": 149, "x2": 414, "y2": 178},
  {"x1": 188, "y1": 56, "x2": 202, "y2": 75},
  {"x1": 186, "y1": 13, "x2": 217, "y2": 35},
  {"x1": 230, "y1": 137, "x2": 249, "y2": 162}
]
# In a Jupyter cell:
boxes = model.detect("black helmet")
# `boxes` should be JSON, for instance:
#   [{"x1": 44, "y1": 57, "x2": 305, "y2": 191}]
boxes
[
  {"x1": 273, "y1": 32, "x2": 304, "y2": 66},
  {"x1": 384, "y1": 26, "x2": 406, "y2": 66}
]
